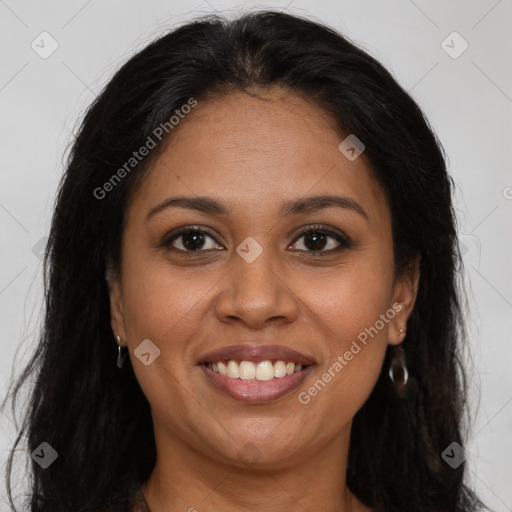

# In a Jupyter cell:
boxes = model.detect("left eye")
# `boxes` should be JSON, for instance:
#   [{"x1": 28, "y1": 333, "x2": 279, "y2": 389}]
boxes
[{"x1": 290, "y1": 227, "x2": 349, "y2": 254}]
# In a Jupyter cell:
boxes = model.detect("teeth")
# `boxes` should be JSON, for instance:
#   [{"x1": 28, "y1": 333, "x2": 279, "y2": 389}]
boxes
[
  {"x1": 274, "y1": 360, "x2": 287, "y2": 378},
  {"x1": 256, "y1": 360, "x2": 274, "y2": 381},
  {"x1": 217, "y1": 361, "x2": 227, "y2": 376},
  {"x1": 207, "y1": 360, "x2": 307, "y2": 380},
  {"x1": 226, "y1": 360, "x2": 240, "y2": 378},
  {"x1": 239, "y1": 361, "x2": 255, "y2": 380}
]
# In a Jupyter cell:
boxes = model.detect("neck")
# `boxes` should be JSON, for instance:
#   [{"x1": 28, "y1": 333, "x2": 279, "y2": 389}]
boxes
[{"x1": 141, "y1": 420, "x2": 366, "y2": 512}]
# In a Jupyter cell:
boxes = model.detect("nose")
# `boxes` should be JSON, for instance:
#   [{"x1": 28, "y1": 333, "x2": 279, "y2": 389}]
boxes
[{"x1": 214, "y1": 246, "x2": 299, "y2": 330}]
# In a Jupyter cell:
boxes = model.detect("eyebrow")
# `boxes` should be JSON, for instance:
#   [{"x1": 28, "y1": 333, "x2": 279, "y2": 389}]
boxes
[{"x1": 145, "y1": 194, "x2": 368, "y2": 222}]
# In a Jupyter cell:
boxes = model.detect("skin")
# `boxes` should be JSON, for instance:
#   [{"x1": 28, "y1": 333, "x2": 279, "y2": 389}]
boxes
[{"x1": 107, "y1": 87, "x2": 420, "y2": 512}]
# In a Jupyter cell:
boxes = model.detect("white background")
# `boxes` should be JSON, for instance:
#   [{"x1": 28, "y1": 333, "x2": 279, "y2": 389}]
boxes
[{"x1": 1, "y1": 1, "x2": 511, "y2": 510}]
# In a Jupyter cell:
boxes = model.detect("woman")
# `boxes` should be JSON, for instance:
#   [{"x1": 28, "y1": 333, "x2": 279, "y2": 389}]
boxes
[{"x1": 2, "y1": 9, "x2": 488, "y2": 512}]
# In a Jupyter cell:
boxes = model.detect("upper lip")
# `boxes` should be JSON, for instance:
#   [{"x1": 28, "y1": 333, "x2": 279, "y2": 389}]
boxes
[{"x1": 197, "y1": 344, "x2": 316, "y2": 366}]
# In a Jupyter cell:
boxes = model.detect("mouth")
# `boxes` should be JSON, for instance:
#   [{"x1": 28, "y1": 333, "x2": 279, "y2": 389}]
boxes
[{"x1": 197, "y1": 344, "x2": 316, "y2": 403}]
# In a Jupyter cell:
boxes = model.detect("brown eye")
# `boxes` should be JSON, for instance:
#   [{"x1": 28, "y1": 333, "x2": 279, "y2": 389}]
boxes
[
  {"x1": 180, "y1": 231, "x2": 206, "y2": 251},
  {"x1": 163, "y1": 227, "x2": 224, "y2": 252},
  {"x1": 302, "y1": 231, "x2": 328, "y2": 251},
  {"x1": 290, "y1": 225, "x2": 351, "y2": 255}
]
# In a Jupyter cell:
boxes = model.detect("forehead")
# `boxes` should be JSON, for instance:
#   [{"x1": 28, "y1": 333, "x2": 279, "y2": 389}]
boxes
[{"x1": 127, "y1": 88, "x2": 389, "y2": 227}]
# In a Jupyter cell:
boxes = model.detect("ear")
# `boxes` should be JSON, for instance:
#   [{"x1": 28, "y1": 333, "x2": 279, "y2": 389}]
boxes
[
  {"x1": 388, "y1": 254, "x2": 420, "y2": 345},
  {"x1": 105, "y1": 262, "x2": 126, "y2": 346}
]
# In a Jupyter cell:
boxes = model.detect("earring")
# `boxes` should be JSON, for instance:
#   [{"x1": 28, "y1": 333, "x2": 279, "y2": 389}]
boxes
[
  {"x1": 388, "y1": 339, "x2": 408, "y2": 396},
  {"x1": 116, "y1": 335, "x2": 128, "y2": 369}
]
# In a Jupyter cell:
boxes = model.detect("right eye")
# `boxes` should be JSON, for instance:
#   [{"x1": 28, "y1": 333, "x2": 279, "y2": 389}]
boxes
[{"x1": 161, "y1": 226, "x2": 225, "y2": 253}]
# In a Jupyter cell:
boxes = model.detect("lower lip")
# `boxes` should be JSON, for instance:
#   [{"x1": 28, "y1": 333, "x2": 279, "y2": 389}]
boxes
[{"x1": 199, "y1": 364, "x2": 315, "y2": 403}]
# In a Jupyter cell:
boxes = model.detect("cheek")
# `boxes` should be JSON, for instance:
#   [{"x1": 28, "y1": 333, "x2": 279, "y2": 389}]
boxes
[
  {"x1": 121, "y1": 248, "x2": 215, "y2": 342},
  {"x1": 299, "y1": 251, "x2": 393, "y2": 405},
  {"x1": 120, "y1": 260, "x2": 214, "y2": 428},
  {"x1": 298, "y1": 276, "x2": 391, "y2": 439},
  {"x1": 309, "y1": 253, "x2": 394, "y2": 345},
  {"x1": 120, "y1": 253, "x2": 225, "y2": 409}
]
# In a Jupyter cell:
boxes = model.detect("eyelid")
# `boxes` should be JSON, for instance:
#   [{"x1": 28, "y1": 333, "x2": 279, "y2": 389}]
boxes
[{"x1": 290, "y1": 223, "x2": 350, "y2": 244}]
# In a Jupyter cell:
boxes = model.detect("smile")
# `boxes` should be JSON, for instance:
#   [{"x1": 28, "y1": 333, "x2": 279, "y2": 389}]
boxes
[
  {"x1": 197, "y1": 343, "x2": 316, "y2": 403},
  {"x1": 199, "y1": 360, "x2": 314, "y2": 403}
]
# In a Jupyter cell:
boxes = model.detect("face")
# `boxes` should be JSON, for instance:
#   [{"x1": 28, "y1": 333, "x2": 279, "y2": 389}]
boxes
[{"x1": 108, "y1": 88, "x2": 418, "y2": 470}]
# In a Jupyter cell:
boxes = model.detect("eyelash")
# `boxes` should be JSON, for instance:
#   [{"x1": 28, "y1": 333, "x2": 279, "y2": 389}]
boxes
[{"x1": 160, "y1": 224, "x2": 352, "y2": 257}]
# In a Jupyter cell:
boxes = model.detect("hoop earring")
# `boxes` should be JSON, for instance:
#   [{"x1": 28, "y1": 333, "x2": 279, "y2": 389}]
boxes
[
  {"x1": 388, "y1": 341, "x2": 408, "y2": 396},
  {"x1": 116, "y1": 335, "x2": 128, "y2": 369}
]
